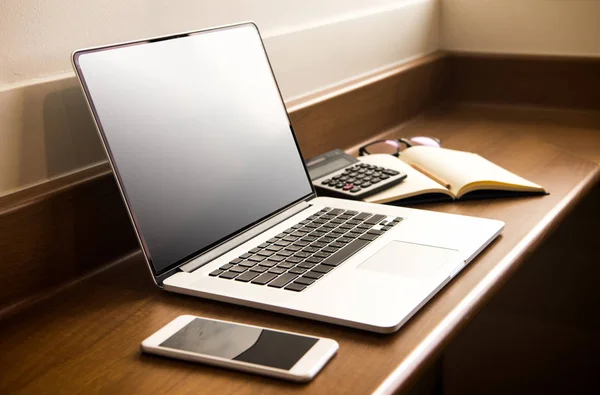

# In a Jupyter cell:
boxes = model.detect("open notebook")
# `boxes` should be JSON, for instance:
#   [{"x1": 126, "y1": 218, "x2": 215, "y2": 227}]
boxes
[{"x1": 360, "y1": 147, "x2": 547, "y2": 205}]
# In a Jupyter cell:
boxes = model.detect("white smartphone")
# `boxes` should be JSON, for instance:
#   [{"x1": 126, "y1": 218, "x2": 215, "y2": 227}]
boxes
[{"x1": 141, "y1": 315, "x2": 339, "y2": 382}]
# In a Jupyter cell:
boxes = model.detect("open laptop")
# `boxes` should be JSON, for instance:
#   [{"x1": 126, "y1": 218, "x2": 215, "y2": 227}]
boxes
[{"x1": 72, "y1": 22, "x2": 503, "y2": 333}]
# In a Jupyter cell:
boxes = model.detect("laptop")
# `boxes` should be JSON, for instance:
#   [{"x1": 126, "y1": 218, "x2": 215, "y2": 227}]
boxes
[{"x1": 72, "y1": 22, "x2": 503, "y2": 333}]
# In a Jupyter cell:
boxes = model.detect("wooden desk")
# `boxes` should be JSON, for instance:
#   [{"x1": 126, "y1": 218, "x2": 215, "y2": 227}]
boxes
[{"x1": 1, "y1": 105, "x2": 598, "y2": 394}]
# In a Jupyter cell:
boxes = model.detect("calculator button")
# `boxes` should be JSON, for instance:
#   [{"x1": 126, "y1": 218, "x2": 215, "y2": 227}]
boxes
[
  {"x1": 362, "y1": 176, "x2": 372, "y2": 181},
  {"x1": 349, "y1": 172, "x2": 358, "y2": 177},
  {"x1": 343, "y1": 184, "x2": 354, "y2": 191},
  {"x1": 383, "y1": 169, "x2": 400, "y2": 176},
  {"x1": 361, "y1": 182, "x2": 372, "y2": 188},
  {"x1": 371, "y1": 177, "x2": 381, "y2": 183},
  {"x1": 365, "y1": 170, "x2": 374, "y2": 175},
  {"x1": 350, "y1": 187, "x2": 361, "y2": 193},
  {"x1": 321, "y1": 179, "x2": 331, "y2": 184},
  {"x1": 379, "y1": 174, "x2": 389, "y2": 180}
]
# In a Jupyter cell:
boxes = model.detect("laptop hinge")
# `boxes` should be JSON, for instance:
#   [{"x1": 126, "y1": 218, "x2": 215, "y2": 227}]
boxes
[{"x1": 179, "y1": 200, "x2": 313, "y2": 273}]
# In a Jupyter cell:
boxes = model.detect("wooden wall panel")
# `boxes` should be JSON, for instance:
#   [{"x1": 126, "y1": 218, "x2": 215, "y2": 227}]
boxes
[{"x1": 447, "y1": 52, "x2": 600, "y2": 110}]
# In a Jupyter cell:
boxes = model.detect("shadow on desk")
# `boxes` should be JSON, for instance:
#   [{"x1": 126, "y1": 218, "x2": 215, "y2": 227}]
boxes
[{"x1": 442, "y1": 184, "x2": 600, "y2": 395}]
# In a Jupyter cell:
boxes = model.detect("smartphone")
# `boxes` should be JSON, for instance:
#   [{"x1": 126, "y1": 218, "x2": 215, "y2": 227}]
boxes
[{"x1": 141, "y1": 315, "x2": 339, "y2": 382}]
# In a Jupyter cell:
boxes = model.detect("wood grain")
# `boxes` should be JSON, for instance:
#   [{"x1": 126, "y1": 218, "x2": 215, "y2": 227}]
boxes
[
  {"x1": 0, "y1": 170, "x2": 139, "y2": 317},
  {"x1": 447, "y1": 52, "x2": 600, "y2": 110},
  {"x1": 0, "y1": 105, "x2": 598, "y2": 394}
]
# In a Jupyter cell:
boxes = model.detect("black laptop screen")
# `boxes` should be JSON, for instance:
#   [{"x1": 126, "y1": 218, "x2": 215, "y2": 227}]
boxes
[{"x1": 74, "y1": 24, "x2": 313, "y2": 275}]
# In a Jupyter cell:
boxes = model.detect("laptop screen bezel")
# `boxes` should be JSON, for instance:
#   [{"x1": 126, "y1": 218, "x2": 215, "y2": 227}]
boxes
[{"x1": 72, "y1": 22, "x2": 317, "y2": 282}]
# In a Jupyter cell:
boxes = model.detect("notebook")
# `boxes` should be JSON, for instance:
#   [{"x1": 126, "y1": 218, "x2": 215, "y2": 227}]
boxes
[{"x1": 360, "y1": 147, "x2": 547, "y2": 205}]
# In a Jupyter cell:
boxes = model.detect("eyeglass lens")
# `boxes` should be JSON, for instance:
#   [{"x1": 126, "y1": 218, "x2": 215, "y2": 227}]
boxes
[{"x1": 364, "y1": 136, "x2": 441, "y2": 155}]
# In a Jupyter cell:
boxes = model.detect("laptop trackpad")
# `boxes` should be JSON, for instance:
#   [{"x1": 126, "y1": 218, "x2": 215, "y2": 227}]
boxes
[{"x1": 358, "y1": 241, "x2": 457, "y2": 278}]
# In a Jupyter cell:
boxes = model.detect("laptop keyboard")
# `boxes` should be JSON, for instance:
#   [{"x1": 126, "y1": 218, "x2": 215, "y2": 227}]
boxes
[{"x1": 209, "y1": 207, "x2": 403, "y2": 292}]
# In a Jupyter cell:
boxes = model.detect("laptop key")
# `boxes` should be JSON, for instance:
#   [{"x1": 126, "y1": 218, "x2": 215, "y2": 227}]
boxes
[
  {"x1": 285, "y1": 282, "x2": 307, "y2": 292},
  {"x1": 285, "y1": 245, "x2": 302, "y2": 252},
  {"x1": 364, "y1": 214, "x2": 385, "y2": 225},
  {"x1": 219, "y1": 264, "x2": 234, "y2": 270},
  {"x1": 238, "y1": 260, "x2": 255, "y2": 268},
  {"x1": 277, "y1": 262, "x2": 295, "y2": 269},
  {"x1": 267, "y1": 255, "x2": 284, "y2": 262},
  {"x1": 322, "y1": 239, "x2": 370, "y2": 267},
  {"x1": 266, "y1": 245, "x2": 282, "y2": 252},
  {"x1": 249, "y1": 248, "x2": 261, "y2": 254},
  {"x1": 240, "y1": 253, "x2": 252, "y2": 259},
  {"x1": 235, "y1": 271, "x2": 260, "y2": 282},
  {"x1": 260, "y1": 260, "x2": 278, "y2": 267},
  {"x1": 354, "y1": 212, "x2": 372, "y2": 220},
  {"x1": 296, "y1": 277, "x2": 315, "y2": 286},
  {"x1": 286, "y1": 256, "x2": 303, "y2": 263},
  {"x1": 268, "y1": 273, "x2": 299, "y2": 288},
  {"x1": 219, "y1": 271, "x2": 239, "y2": 279},
  {"x1": 209, "y1": 269, "x2": 223, "y2": 276},
  {"x1": 268, "y1": 267, "x2": 286, "y2": 275},
  {"x1": 258, "y1": 242, "x2": 270, "y2": 248},
  {"x1": 250, "y1": 265, "x2": 268, "y2": 273},
  {"x1": 274, "y1": 240, "x2": 290, "y2": 247},
  {"x1": 251, "y1": 273, "x2": 278, "y2": 285},
  {"x1": 230, "y1": 265, "x2": 247, "y2": 273},
  {"x1": 266, "y1": 237, "x2": 278, "y2": 244},
  {"x1": 312, "y1": 265, "x2": 334, "y2": 274},
  {"x1": 248, "y1": 255, "x2": 265, "y2": 262},
  {"x1": 230, "y1": 258, "x2": 243, "y2": 264},
  {"x1": 367, "y1": 229, "x2": 384, "y2": 236},
  {"x1": 289, "y1": 268, "x2": 307, "y2": 275},
  {"x1": 305, "y1": 257, "x2": 323, "y2": 264},
  {"x1": 358, "y1": 233, "x2": 378, "y2": 241},
  {"x1": 257, "y1": 250, "x2": 273, "y2": 257},
  {"x1": 304, "y1": 271, "x2": 324, "y2": 280}
]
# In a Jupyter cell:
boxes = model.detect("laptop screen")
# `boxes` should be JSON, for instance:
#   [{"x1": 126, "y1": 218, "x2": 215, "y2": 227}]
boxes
[{"x1": 74, "y1": 24, "x2": 314, "y2": 276}]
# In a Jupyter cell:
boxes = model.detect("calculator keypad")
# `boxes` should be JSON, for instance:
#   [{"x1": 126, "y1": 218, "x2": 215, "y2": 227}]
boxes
[{"x1": 315, "y1": 163, "x2": 406, "y2": 200}]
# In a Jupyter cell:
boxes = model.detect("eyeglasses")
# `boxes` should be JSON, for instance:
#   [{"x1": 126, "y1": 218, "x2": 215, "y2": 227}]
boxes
[{"x1": 358, "y1": 136, "x2": 441, "y2": 157}]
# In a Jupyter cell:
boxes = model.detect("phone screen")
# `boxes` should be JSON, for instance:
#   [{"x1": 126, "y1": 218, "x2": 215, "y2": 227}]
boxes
[{"x1": 160, "y1": 318, "x2": 318, "y2": 370}]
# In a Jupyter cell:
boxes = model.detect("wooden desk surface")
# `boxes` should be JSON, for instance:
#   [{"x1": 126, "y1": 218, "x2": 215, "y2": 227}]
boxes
[{"x1": 1, "y1": 105, "x2": 598, "y2": 394}]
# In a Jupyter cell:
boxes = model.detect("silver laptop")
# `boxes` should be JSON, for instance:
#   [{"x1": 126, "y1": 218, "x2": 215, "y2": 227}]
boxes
[{"x1": 72, "y1": 23, "x2": 503, "y2": 333}]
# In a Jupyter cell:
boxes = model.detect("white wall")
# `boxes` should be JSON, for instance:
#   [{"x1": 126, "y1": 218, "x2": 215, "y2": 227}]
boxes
[
  {"x1": 442, "y1": 0, "x2": 600, "y2": 57},
  {"x1": 0, "y1": 0, "x2": 439, "y2": 98},
  {"x1": 0, "y1": 0, "x2": 440, "y2": 195}
]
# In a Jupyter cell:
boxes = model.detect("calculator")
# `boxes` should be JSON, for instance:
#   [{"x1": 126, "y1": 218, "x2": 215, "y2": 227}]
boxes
[{"x1": 305, "y1": 149, "x2": 407, "y2": 200}]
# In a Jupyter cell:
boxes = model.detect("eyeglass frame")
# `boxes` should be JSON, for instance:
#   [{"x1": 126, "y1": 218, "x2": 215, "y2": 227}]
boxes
[{"x1": 358, "y1": 137, "x2": 442, "y2": 157}]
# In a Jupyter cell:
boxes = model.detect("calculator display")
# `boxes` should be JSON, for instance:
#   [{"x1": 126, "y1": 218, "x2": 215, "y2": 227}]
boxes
[{"x1": 308, "y1": 157, "x2": 353, "y2": 180}]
